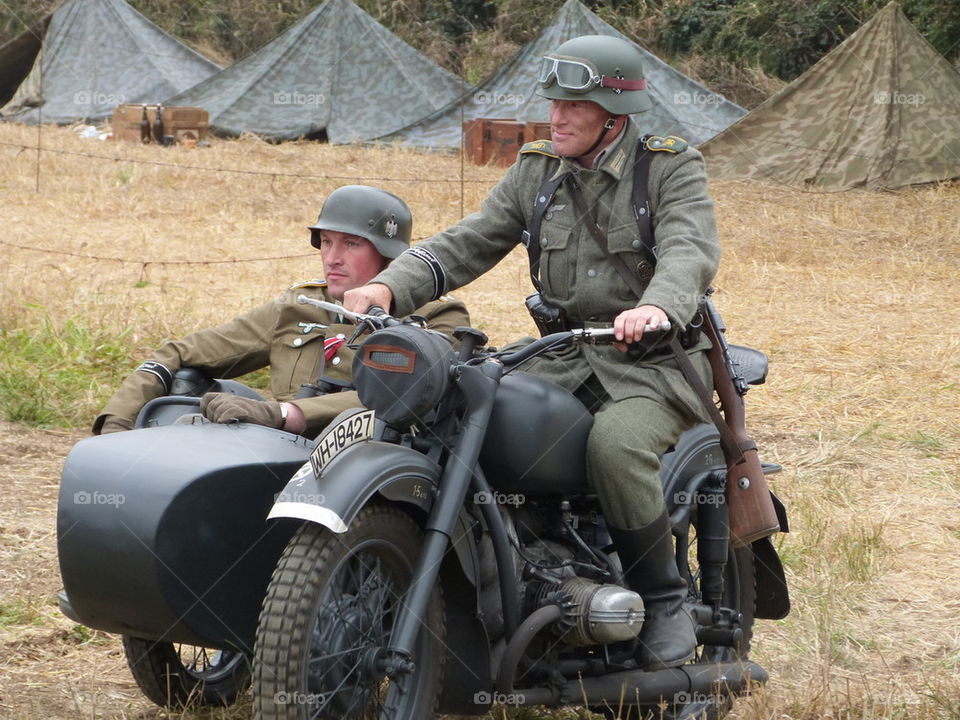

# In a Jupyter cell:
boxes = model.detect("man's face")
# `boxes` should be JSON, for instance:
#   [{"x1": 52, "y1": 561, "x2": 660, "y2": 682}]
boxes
[
  {"x1": 318, "y1": 230, "x2": 385, "y2": 301},
  {"x1": 549, "y1": 99, "x2": 610, "y2": 158}
]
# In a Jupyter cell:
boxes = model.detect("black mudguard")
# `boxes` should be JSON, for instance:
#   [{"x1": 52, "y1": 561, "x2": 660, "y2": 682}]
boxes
[
  {"x1": 57, "y1": 423, "x2": 311, "y2": 650},
  {"x1": 660, "y1": 423, "x2": 791, "y2": 619},
  {"x1": 269, "y1": 440, "x2": 482, "y2": 586}
]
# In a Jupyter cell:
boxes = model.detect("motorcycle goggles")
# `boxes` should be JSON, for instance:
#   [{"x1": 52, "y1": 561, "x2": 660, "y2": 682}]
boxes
[{"x1": 537, "y1": 54, "x2": 647, "y2": 94}]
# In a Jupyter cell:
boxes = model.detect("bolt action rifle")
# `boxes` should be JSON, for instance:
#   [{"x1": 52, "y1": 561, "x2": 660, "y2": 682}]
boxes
[{"x1": 700, "y1": 297, "x2": 780, "y2": 546}]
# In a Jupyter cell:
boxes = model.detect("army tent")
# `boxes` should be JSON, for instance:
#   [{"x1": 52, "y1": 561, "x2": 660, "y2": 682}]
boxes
[
  {"x1": 382, "y1": 0, "x2": 745, "y2": 149},
  {"x1": 164, "y1": 0, "x2": 465, "y2": 143},
  {"x1": 0, "y1": 14, "x2": 51, "y2": 108},
  {"x1": 0, "y1": 0, "x2": 220, "y2": 124},
  {"x1": 700, "y1": 2, "x2": 960, "y2": 190}
]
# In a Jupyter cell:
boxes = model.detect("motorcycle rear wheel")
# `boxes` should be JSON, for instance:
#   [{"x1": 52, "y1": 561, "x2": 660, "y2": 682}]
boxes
[
  {"x1": 121, "y1": 635, "x2": 250, "y2": 708},
  {"x1": 662, "y1": 518, "x2": 756, "y2": 720},
  {"x1": 253, "y1": 504, "x2": 444, "y2": 720}
]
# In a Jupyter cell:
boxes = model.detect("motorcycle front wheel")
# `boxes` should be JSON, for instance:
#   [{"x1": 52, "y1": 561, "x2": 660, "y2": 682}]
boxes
[
  {"x1": 121, "y1": 635, "x2": 250, "y2": 708},
  {"x1": 253, "y1": 504, "x2": 445, "y2": 720}
]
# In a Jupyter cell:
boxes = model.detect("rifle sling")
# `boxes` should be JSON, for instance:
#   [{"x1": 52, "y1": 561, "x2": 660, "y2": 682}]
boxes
[{"x1": 567, "y1": 179, "x2": 747, "y2": 464}]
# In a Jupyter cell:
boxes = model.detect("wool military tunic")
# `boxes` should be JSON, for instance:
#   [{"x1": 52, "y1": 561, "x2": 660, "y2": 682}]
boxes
[
  {"x1": 375, "y1": 117, "x2": 720, "y2": 422},
  {"x1": 94, "y1": 281, "x2": 468, "y2": 436}
]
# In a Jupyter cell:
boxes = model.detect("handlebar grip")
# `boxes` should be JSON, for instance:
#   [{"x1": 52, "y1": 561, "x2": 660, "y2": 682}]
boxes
[{"x1": 366, "y1": 305, "x2": 386, "y2": 316}]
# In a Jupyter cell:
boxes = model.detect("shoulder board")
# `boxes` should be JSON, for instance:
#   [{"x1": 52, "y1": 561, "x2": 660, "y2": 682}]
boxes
[
  {"x1": 643, "y1": 135, "x2": 688, "y2": 153},
  {"x1": 287, "y1": 279, "x2": 327, "y2": 290},
  {"x1": 436, "y1": 294, "x2": 457, "y2": 303},
  {"x1": 519, "y1": 140, "x2": 558, "y2": 158}
]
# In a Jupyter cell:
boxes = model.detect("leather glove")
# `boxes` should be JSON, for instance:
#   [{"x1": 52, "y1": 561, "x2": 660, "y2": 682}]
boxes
[
  {"x1": 200, "y1": 393, "x2": 284, "y2": 428},
  {"x1": 100, "y1": 416, "x2": 134, "y2": 434}
]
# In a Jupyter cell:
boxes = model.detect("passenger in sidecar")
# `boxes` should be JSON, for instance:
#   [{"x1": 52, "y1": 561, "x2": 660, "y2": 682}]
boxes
[{"x1": 93, "y1": 185, "x2": 468, "y2": 439}]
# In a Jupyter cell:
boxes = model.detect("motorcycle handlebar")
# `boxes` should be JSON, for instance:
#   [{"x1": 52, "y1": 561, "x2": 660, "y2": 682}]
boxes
[
  {"x1": 297, "y1": 293, "x2": 671, "y2": 365},
  {"x1": 297, "y1": 295, "x2": 400, "y2": 328},
  {"x1": 498, "y1": 322, "x2": 671, "y2": 370}
]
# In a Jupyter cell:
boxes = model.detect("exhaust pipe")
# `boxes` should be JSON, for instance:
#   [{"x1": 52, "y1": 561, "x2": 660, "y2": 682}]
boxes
[{"x1": 507, "y1": 660, "x2": 767, "y2": 708}]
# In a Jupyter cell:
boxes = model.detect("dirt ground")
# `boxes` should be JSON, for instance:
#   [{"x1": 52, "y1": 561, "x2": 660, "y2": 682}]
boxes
[{"x1": 1, "y1": 125, "x2": 959, "y2": 719}]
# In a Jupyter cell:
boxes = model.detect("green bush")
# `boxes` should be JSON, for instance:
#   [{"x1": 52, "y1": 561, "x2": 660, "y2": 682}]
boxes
[
  {"x1": 659, "y1": 0, "x2": 960, "y2": 81},
  {"x1": 0, "y1": 314, "x2": 134, "y2": 428}
]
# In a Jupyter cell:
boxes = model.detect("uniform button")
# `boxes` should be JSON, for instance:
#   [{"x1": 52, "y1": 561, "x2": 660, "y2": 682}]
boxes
[
  {"x1": 545, "y1": 211, "x2": 554, "y2": 220},
  {"x1": 540, "y1": 236, "x2": 548, "y2": 248},
  {"x1": 293, "y1": 338, "x2": 303, "y2": 347},
  {"x1": 587, "y1": 268, "x2": 597, "y2": 278},
  {"x1": 638, "y1": 207, "x2": 647, "y2": 215},
  {"x1": 632, "y1": 239, "x2": 642, "y2": 249},
  {"x1": 332, "y1": 357, "x2": 341, "y2": 366}
]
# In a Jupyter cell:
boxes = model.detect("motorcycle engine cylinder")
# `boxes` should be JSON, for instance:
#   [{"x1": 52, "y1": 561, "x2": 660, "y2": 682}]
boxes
[{"x1": 540, "y1": 577, "x2": 645, "y2": 646}]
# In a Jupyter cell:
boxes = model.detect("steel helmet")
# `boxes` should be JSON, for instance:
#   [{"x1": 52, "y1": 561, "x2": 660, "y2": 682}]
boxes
[
  {"x1": 535, "y1": 35, "x2": 652, "y2": 115},
  {"x1": 309, "y1": 185, "x2": 412, "y2": 259}
]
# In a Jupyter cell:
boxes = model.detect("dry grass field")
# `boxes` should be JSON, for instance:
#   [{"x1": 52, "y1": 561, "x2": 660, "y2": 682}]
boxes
[{"x1": 1, "y1": 122, "x2": 958, "y2": 719}]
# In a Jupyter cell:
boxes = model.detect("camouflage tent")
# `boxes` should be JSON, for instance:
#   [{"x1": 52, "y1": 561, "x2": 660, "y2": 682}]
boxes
[
  {"x1": 164, "y1": 0, "x2": 465, "y2": 143},
  {"x1": 0, "y1": 0, "x2": 220, "y2": 124},
  {"x1": 0, "y1": 14, "x2": 51, "y2": 109},
  {"x1": 381, "y1": 0, "x2": 745, "y2": 149},
  {"x1": 700, "y1": 2, "x2": 960, "y2": 190}
]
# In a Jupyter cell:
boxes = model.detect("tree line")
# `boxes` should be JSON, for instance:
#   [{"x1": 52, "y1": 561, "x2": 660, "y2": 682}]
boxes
[{"x1": 2, "y1": 0, "x2": 958, "y2": 106}]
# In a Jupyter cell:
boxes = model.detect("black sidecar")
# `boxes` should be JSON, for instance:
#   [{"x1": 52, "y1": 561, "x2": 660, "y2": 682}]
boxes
[{"x1": 57, "y1": 410, "x2": 312, "y2": 706}]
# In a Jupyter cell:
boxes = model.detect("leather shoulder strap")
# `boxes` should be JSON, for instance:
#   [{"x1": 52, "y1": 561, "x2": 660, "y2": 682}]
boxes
[
  {"x1": 632, "y1": 137, "x2": 657, "y2": 266},
  {"x1": 523, "y1": 168, "x2": 569, "y2": 291}
]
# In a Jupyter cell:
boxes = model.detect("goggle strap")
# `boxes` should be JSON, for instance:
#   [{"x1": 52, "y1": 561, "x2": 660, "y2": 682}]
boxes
[{"x1": 600, "y1": 77, "x2": 646, "y2": 91}]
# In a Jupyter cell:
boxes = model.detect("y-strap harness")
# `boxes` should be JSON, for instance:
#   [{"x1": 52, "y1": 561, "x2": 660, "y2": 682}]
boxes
[
  {"x1": 521, "y1": 135, "x2": 656, "y2": 293},
  {"x1": 520, "y1": 135, "x2": 753, "y2": 473}
]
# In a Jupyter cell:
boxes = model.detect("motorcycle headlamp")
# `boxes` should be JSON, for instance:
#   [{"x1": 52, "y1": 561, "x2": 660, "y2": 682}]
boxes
[
  {"x1": 537, "y1": 54, "x2": 646, "y2": 94},
  {"x1": 352, "y1": 325, "x2": 455, "y2": 428}
]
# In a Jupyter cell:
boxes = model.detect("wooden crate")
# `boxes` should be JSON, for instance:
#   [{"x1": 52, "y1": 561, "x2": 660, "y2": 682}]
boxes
[
  {"x1": 112, "y1": 104, "x2": 209, "y2": 145},
  {"x1": 462, "y1": 118, "x2": 527, "y2": 167}
]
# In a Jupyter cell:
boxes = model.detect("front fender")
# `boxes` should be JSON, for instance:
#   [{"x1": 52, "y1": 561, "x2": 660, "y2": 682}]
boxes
[
  {"x1": 269, "y1": 441, "x2": 482, "y2": 586},
  {"x1": 269, "y1": 441, "x2": 441, "y2": 530}
]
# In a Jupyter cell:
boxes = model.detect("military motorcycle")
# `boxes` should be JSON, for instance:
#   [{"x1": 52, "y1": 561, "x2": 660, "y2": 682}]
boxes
[{"x1": 56, "y1": 301, "x2": 789, "y2": 719}]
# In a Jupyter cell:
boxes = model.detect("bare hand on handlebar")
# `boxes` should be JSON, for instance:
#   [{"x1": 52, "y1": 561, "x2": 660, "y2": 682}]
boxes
[
  {"x1": 613, "y1": 305, "x2": 669, "y2": 352},
  {"x1": 344, "y1": 283, "x2": 393, "y2": 317}
]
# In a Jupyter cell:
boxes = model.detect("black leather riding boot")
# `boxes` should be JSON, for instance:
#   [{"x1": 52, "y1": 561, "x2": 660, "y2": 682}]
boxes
[{"x1": 609, "y1": 510, "x2": 697, "y2": 670}]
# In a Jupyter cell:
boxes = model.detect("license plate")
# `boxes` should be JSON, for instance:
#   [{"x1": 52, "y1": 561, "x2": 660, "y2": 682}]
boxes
[{"x1": 310, "y1": 410, "x2": 375, "y2": 477}]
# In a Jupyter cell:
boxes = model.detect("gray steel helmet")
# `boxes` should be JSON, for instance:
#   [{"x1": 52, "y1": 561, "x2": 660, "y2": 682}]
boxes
[
  {"x1": 535, "y1": 35, "x2": 653, "y2": 115},
  {"x1": 309, "y1": 185, "x2": 412, "y2": 259}
]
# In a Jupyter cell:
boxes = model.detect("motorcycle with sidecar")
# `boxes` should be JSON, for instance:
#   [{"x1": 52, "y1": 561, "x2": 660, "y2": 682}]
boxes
[{"x1": 57, "y1": 304, "x2": 789, "y2": 718}]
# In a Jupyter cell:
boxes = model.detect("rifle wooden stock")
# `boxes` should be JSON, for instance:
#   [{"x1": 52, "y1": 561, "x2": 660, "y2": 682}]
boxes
[{"x1": 701, "y1": 316, "x2": 780, "y2": 547}]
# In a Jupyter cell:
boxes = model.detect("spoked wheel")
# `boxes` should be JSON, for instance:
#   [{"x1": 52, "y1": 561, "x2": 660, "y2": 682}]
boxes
[
  {"x1": 122, "y1": 635, "x2": 250, "y2": 708},
  {"x1": 254, "y1": 505, "x2": 444, "y2": 720}
]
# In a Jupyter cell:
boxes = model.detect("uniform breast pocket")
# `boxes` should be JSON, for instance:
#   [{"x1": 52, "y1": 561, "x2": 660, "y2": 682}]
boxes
[
  {"x1": 539, "y1": 217, "x2": 574, "y2": 301},
  {"x1": 271, "y1": 331, "x2": 326, "y2": 397},
  {"x1": 607, "y1": 223, "x2": 654, "y2": 301}
]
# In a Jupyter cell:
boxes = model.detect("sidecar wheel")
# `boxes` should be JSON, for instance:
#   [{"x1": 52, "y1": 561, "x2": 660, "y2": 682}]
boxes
[
  {"x1": 254, "y1": 505, "x2": 444, "y2": 720},
  {"x1": 121, "y1": 636, "x2": 250, "y2": 708}
]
